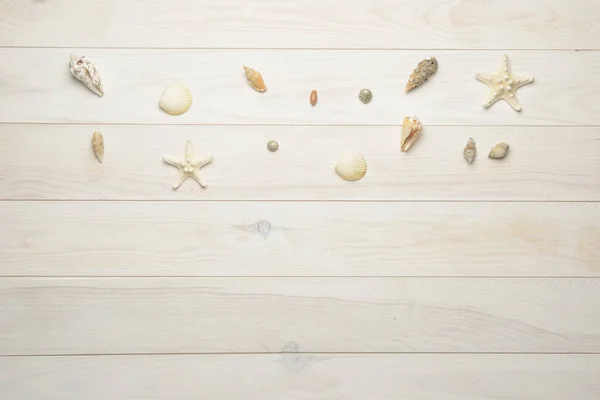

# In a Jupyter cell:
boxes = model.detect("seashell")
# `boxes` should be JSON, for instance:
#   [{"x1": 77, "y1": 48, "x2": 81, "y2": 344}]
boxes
[
  {"x1": 463, "y1": 137, "x2": 476, "y2": 163},
  {"x1": 310, "y1": 90, "x2": 318, "y2": 106},
  {"x1": 400, "y1": 116, "x2": 422, "y2": 152},
  {"x1": 405, "y1": 57, "x2": 438, "y2": 93},
  {"x1": 335, "y1": 153, "x2": 367, "y2": 181},
  {"x1": 489, "y1": 142, "x2": 510, "y2": 159},
  {"x1": 243, "y1": 66, "x2": 267, "y2": 92},
  {"x1": 69, "y1": 54, "x2": 104, "y2": 97},
  {"x1": 359, "y1": 89, "x2": 372, "y2": 104},
  {"x1": 91, "y1": 131, "x2": 104, "y2": 162},
  {"x1": 266, "y1": 140, "x2": 279, "y2": 152},
  {"x1": 159, "y1": 84, "x2": 193, "y2": 116}
]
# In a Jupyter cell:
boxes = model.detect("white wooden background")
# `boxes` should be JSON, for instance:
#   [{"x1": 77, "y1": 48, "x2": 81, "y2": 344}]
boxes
[{"x1": 1, "y1": 0, "x2": 599, "y2": 399}]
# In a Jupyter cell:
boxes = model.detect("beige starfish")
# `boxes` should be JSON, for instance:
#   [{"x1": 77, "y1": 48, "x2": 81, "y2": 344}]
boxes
[
  {"x1": 163, "y1": 140, "x2": 213, "y2": 190},
  {"x1": 476, "y1": 54, "x2": 534, "y2": 112}
]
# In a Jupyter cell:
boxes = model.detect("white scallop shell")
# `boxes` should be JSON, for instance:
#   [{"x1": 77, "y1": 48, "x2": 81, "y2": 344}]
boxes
[
  {"x1": 159, "y1": 84, "x2": 193, "y2": 116},
  {"x1": 335, "y1": 153, "x2": 367, "y2": 181}
]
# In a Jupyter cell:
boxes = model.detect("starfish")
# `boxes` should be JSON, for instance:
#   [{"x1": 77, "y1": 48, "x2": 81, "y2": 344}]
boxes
[
  {"x1": 475, "y1": 54, "x2": 534, "y2": 112},
  {"x1": 163, "y1": 140, "x2": 213, "y2": 190}
]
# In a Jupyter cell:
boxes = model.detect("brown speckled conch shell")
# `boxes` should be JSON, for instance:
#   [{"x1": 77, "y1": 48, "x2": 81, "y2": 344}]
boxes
[
  {"x1": 69, "y1": 54, "x2": 104, "y2": 96},
  {"x1": 405, "y1": 57, "x2": 438, "y2": 92}
]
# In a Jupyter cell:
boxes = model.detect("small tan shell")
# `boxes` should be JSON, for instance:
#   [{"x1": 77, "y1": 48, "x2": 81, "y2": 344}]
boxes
[
  {"x1": 159, "y1": 84, "x2": 193, "y2": 116},
  {"x1": 400, "y1": 116, "x2": 422, "y2": 152},
  {"x1": 463, "y1": 137, "x2": 476, "y2": 163},
  {"x1": 92, "y1": 131, "x2": 104, "y2": 162},
  {"x1": 310, "y1": 90, "x2": 318, "y2": 106},
  {"x1": 266, "y1": 140, "x2": 279, "y2": 152},
  {"x1": 335, "y1": 153, "x2": 367, "y2": 181},
  {"x1": 489, "y1": 142, "x2": 510, "y2": 159},
  {"x1": 244, "y1": 66, "x2": 267, "y2": 92}
]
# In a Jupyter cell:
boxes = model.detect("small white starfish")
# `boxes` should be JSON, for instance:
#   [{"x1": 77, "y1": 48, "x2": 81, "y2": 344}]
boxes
[
  {"x1": 163, "y1": 140, "x2": 213, "y2": 190},
  {"x1": 476, "y1": 54, "x2": 534, "y2": 112}
]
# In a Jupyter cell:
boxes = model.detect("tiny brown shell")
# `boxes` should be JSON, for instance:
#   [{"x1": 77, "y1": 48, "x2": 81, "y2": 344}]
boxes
[
  {"x1": 92, "y1": 131, "x2": 104, "y2": 162},
  {"x1": 243, "y1": 66, "x2": 267, "y2": 92},
  {"x1": 310, "y1": 90, "x2": 318, "y2": 106}
]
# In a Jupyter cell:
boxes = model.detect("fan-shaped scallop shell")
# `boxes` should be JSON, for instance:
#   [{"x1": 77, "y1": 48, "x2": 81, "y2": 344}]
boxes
[
  {"x1": 159, "y1": 84, "x2": 193, "y2": 116},
  {"x1": 92, "y1": 131, "x2": 104, "y2": 162},
  {"x1": 243, "y1": 66, "x2": 267, "y2": 92},
  {"x1": 335, "y1": 153, "x2": 367, "y2": 181}
]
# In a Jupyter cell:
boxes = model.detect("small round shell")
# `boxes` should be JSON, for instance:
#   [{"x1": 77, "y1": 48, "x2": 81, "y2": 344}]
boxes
[
  {"x1": 91, "y1": 131, "x2": 104, "y2": 162},
  {"x1": 359, "y1": 89, "x2": 372, "y2": 104},
  {"x1": 335, "y1": 153, "x2": 367, "y2": 181},
  {"x1": 159, "y1": 84, "x2": 193, "y2": 116},
  {"x1": 266, "y1": 140, "x2": 279, "y2": 152}
]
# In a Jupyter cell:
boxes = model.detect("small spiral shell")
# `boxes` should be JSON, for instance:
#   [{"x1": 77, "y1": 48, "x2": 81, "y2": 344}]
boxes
[{"x1": 92, "y1": 131, "x2": 104, "y2": 162}]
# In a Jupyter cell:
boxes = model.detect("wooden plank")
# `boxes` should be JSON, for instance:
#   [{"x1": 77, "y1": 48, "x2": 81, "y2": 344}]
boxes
[
  {"x1": 1, "y1": 354, "x2": 599, "y2": 400},
  {"x1": 1, "y1": 277, "x2": 599, "y2": 355},
  {"x1": 1, "y1": 201, "x2": 599, "y2": 277},
  {"x1": 1, "y1": 0, "x2": 599, "y2": 50},
  {"x1": 1, "y1": 125, "x2": 598, "y2": 200},
  {"x1": 0, "y1": 49, "x2": 599, "y2": 125}
]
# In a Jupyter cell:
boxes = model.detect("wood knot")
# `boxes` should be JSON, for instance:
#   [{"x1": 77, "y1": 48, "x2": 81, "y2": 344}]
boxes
[{"x1": 256, "y1": 220, "x2": 271, "y2": 235}]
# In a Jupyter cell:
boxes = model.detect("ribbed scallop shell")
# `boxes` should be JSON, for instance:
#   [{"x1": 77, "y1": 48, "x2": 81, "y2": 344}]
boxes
[
  {"x1": 335, "y1": 153, "x2": 367, "y2": 181},
  {"x1": 243, "y1": 66, "x2": 267, "y2": 92},
  {"x1": 92, "y1": 131, "x2": 104, "y2": 162},
  {"x1": 159, "y1": 84, "x2": 193, "y2": 116}
]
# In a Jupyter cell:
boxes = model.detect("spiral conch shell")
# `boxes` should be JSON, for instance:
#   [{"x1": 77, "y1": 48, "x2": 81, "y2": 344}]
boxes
[
  {"x1": 405, "y1": 57, "x2": 438, "y2": 93},
  {"x1": 69, "y1": 54, "x2": 104, "y2": 96},
  {"x1": 92, "y1": 131, "x2": 104, "y2": 162},
  {"x1": 463, "y1": 137, "x2": 476, "y2": 163},
  {"x1": 159, "y1": 84, "x2": 193, "y2": 116},
  {"x1": 335, "y1": 153, "x2": 367, "y2": 181},
  {"x1": 243, "y1": 66, "x2": 267, "y2": 92},
  {"x1": 400, "y1": 116, "x2": 422, "y2": 152}
]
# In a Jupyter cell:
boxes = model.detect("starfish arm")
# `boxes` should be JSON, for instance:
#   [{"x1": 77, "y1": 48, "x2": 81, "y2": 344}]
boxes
[
  {"x1": 475, "y1": 73, "x2": 496, "y2": 86},
  {"x1": 191, "y1": 155, "x2": 214, "y2": 169},
  {"x1": 172, "y1": 174, "x2": 188, "y2": 190},
  {"x1": 163, "y1": 156, "x2": 184, "y2": 168},
  {"x1": 191, "y1": 173, "x2": 208, "y2": 188},
  {"x1": 513, "y1": 75, "x2": 534, "y2": 89},
  {"x1": 501, "y1": 54, "x2": 512, "y2": 74},
  {"x1": 504, "y1": 94, "x2": 523, "y2": 112},
  {"x1": 482, "y1": 90, "x2": 502, "y2": 109},
  {"x1": 185, "y1": 141, "x2": 194, "y2": 160}
]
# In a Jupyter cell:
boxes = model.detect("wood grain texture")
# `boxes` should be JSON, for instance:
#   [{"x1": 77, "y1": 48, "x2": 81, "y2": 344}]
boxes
[
  {"x1": 1, "y1": 0, "x2": 599, "y2": 50},
  {"x1": 1, "y1": 278, "x2": 599, "y2": 355},
  {"x1": 0, "y1": 49, "x2": 599, "y2": 125},
  {"x1": 1, "y1": 201, "x2": 599, "y2": 277},
  {"x1": 1, "y1": 125, "x2": 599, "y2": 200},
  {"x1": 1, "y1": 354, "x2": 599, "y2": 400}
]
